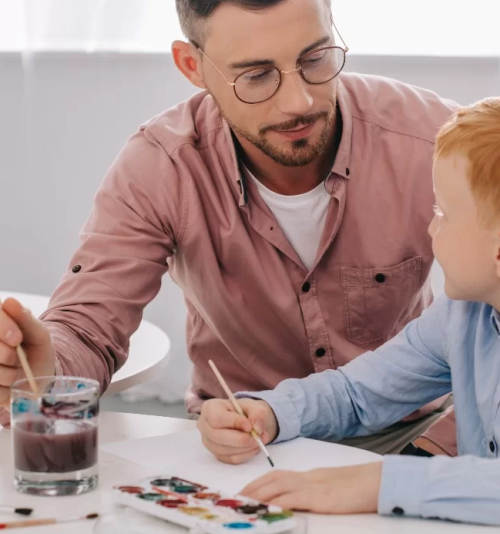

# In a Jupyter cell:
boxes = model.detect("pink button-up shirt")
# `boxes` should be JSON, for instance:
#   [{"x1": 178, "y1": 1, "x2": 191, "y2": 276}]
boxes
[{"x1": 0, "y1": 73, "x2": 457, "y2": 451}]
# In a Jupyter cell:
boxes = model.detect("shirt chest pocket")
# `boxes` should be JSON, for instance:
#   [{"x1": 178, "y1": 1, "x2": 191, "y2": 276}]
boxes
[{"x1": 340, "y1": 256, "x2": 423, "y2": 346}]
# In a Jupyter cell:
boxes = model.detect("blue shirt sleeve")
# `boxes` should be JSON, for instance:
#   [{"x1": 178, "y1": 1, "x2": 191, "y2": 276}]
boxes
[
  {"x1": 379, "y1": 455, "x2": 500, "y2": 525},
  {"x1": 237, "y1": 295, "x2": 453, "y2": 443}
]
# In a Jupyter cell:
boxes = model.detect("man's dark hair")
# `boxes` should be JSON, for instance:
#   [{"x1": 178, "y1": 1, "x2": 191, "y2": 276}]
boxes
[{"x1": 175, "y1": 0, "x2": 286, "y2": 47}]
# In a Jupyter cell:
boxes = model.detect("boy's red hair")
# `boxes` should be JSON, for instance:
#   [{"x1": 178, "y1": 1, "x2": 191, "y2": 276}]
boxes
[{"x1": 435, "y1": 98, "x2": 500, "y2": 224}]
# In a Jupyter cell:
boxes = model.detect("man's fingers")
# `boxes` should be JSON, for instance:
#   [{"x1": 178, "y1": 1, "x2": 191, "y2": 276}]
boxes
[
  {"x1": 0, "y1": 364, "x2": 23, "y2": 388},
  {"x1": 0, "y1": 305, "x2": 23, "y2": 348},
  {"x1": 0, "y1": 385, "x2": 11, "y2": 407},
  {"x1": 1, "y1": 298, "x2": 48, "y2": 348},
  {"x1": 0, "y1": 341, "x2": 20, "y2": 368}
]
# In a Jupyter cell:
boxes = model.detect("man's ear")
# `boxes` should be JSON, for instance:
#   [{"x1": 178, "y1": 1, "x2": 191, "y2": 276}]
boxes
[{"x1": 171, "y1": 40, "x2": 206, "y2": 89}]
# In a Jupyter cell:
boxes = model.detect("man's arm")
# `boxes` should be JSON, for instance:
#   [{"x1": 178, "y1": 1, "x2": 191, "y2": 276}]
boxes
[
  {"x1": 415, "y1": 405, "x2": 457, "y2": 455},
  {"x1": 39, "y1": 129, "x2": 184, "y2": 390},
  {"x1": 238, "y1": 296, "x2": 454, "y2": 443},
  {"x1": 0, "y1": 128, "x2": 184, "y2": 430}
]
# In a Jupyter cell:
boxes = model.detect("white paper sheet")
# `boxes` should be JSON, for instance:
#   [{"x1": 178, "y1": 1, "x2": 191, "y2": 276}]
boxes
[{"x1": 101, "y1": 430, "x2": 380, "y2": 495}]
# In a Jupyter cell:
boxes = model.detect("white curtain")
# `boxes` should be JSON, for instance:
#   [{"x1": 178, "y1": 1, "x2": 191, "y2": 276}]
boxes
[
  {"x1": 1, "y1": 0, "x2": 500, "y2": 56},
  {"x1": 0, "y1": 0, "x2": 183, "y2": 52}
]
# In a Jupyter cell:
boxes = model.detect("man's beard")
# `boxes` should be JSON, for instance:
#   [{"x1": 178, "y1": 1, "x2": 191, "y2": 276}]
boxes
[{"x1": 214, "y1": 100, "x2": 336, "y2": 167}]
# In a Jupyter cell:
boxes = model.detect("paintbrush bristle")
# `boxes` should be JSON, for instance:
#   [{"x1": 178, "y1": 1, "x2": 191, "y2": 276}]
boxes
[
  {"x1": 86, "y1": 513, "x2": 99, "y2": 520},
  {"x1": 267, "y1": 457, "x2": 275, "y2": 468}
]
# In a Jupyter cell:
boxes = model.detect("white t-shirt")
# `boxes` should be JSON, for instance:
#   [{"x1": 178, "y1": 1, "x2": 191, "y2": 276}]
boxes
[{"x1": 248, "y1": 170, "x2": 331, "y2": 271}]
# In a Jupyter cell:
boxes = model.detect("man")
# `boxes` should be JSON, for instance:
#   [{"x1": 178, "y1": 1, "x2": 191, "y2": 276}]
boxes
[{"x1": 0, "y1": 0, "x2": 454, "y2": 454}]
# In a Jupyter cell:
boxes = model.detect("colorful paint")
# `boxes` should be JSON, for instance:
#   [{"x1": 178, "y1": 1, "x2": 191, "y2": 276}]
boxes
[
  {"x1": 216, "y1": 499, "x2": 244, "y2": 509},
  {"x1": 156, "y1": 499, "x2": 186, "y2": 508},
  {"x1": 137, "y1": 493, "x2": 166, "y2": 501},
  {"x1": 178, "y1": 506, "x2": 209, "y2": 517},
  {"x1": 194, "y1": 492, "x2": 221, "y2": 500},
  {"x1": 149, "y1": 478, "x2": 171, "y2": 487},
  {"x1": 112, "y1": 475, "x2": 296, "y2": 534},
  {"x1": 261, "y1": 512, "x2": 294, "y2": 523},
  {"x1": 237, "y1": 504, "x2": 268, "y2": 515},
  {"x1": 117, "y1": 486, "x2": 144, "y2": 494},
  {"x1": 152, "y1": 487, "x2": 186, "y2": 499}
]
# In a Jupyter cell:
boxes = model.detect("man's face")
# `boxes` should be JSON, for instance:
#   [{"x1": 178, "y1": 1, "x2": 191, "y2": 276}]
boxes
[
  {"x1": 199, "y1": 0, "x2": 339, "y2": 167},
  {"x1": 428, "y1": 154, "x2": 499, "y2": 302}
]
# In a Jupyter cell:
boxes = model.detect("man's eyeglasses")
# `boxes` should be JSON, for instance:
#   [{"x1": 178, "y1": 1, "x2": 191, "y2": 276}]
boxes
[{"x1": 195, "y1": 25, "x2": 349, "y2": 105}]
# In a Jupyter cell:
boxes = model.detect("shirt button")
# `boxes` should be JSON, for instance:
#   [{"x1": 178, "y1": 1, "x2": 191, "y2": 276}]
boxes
[
  {"x1": 316, "y1": 347, "x2": 326, "y2": 357},
  {"x1": 302, "y1": 282, "x2": 311, "y2": 293},
  {"x1": 72, "y1": 265, "x2": 82, "y2": 273},
  {"x1": 490, "y1": 440, "x2": 496, "y2": 453},
  {"x1": 392, "y1": 507, "x2": 404, "y2": 516},
  {"x1": 374, "y1": 273, "x2": 386, "y2": 283}
]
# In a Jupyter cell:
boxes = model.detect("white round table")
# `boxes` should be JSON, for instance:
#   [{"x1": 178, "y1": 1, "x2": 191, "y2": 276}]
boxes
[
  {"x1": 0, "y1": 291, "x2": 170, "y2": 396},
  {"x1": 0, "y1": 413, "x2": 496, "y2": 534}
]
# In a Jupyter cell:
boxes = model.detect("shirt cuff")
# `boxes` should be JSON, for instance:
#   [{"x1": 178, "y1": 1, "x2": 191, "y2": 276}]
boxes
[
  {"x1": 235, "y1": 389, "x2": 301, "y2": 443},
  {"x1": 378, "y1": 455, "x2": 430, "y2": 519}
]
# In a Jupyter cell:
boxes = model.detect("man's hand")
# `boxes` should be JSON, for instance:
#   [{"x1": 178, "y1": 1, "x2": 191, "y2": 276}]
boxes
[
  {"x1": 241, "y1": 463, "x2": 383, "y2": 514},
  {"x1": 413, "y1": 436, "x2": 449, "y2": 456},
  {"x1": 0, "y1": 298, "x2": 56, "y2": 407},
  {"x1": 198, "y1": 398, "x2": 278, "y2": 464}
]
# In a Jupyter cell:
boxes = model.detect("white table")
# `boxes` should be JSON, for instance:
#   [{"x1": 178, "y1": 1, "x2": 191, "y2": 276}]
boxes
[
  {"x1": 0, "y1": 413, "x2": 497, "y2": 533},
  {"x1": 0, "y1": 291, "x2": 171, "y2": 396}
]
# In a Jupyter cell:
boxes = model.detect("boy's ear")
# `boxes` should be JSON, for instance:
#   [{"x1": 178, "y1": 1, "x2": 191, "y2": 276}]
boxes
[{"x1": 494, "y1": 230, "x2": 500, "y2": 279}]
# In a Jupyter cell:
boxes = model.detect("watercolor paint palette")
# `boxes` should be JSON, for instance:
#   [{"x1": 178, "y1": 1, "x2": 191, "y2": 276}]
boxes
[{"x1": 113, "y1": 475, "x2": 297, "y2": 533}]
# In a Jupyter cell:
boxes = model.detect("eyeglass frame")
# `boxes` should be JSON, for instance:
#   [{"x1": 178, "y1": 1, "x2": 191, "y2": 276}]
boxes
[{"x1": 193, "y1": 21, "x2": 349, "y2": 105}]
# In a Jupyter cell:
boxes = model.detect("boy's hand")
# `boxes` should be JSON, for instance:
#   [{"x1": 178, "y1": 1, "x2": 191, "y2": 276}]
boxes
[
  {"x1": 241, "y1": 463, "x2": 383, "y2": 514},
  {"x1": 198, "y1": 398, "x2": 278, "y2": 464}
]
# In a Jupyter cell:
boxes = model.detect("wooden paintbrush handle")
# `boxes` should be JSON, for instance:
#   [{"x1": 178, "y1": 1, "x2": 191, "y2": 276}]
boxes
[{"x1": 2, "y1": 518, "x2": 55, "y2": 529}]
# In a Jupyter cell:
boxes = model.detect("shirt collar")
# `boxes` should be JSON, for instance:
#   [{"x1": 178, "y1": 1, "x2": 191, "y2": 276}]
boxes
[
  {"x1": 329, "y1": 76, "x2": 353, "y2": 182},
  {"x1": 490, "y1": 308, "x2": 500, "y2": 335}
]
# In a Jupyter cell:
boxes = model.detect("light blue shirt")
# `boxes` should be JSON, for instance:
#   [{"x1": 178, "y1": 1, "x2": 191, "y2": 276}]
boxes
[{"x1": 238, "y1": 296, "x2": 500, "y2": 525}]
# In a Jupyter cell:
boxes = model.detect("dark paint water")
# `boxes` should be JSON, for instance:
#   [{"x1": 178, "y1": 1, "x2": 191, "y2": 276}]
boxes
[{"x1": 13, "y1": 419, "x2": 97, "y2": 473}]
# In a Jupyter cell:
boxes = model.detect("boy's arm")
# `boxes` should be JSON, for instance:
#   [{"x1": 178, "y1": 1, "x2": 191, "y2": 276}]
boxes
[
  {"x1": 379, "y1": 454, "x2": 500, "y2": 525},
  {"x1": 238, "y1": 296, "x2": 454, "y2": 443}
]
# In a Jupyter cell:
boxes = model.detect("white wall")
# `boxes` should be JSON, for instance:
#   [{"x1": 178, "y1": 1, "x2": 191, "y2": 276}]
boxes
[{"x1": 1, "y1": 52, "x2": 499, "y2": 401}]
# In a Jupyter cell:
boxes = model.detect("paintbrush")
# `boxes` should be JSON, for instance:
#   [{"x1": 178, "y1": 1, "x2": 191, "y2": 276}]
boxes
[
  {"x1": 0, "y1": 506, "x2": 33, "y2": 516},
  {"x1": 208, "y1": 360, "x2": 275, "y2": 468},
  {"x1": 15, "y1": 345, "x2": 40, "y2": 397},
  {"x1": 0, "y1": 512, "x2": 99, "y2": 529},
  {"x1": 0, "y1": 299, "x2": 39, "y2": 398}
]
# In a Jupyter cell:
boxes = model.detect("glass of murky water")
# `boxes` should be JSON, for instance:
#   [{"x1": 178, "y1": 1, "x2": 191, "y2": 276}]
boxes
[{"x1": 11, "y1": 376, "x2": 100, "y2": 496}]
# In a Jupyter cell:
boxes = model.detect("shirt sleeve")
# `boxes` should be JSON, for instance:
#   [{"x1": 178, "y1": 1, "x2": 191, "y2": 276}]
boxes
[
  {"x1": 379, "y1": 454, "x2": 500, "y2": 526},
  {"x1": 0, "y1": 129, "x2": 185, "y2": 428},
  {"x1": 237, "y1": 295, "x2": 453, "y2": 443}
]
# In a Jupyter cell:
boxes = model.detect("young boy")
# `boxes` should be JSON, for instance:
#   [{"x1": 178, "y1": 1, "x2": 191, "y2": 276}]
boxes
[{"x1": 197, "y1": 97, "x2": 500, "y2": 525}]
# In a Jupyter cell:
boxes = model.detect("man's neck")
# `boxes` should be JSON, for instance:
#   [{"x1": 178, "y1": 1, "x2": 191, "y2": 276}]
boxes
[{"x1": 236, "y1": 114, "x2": 343, "y2": 196}]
